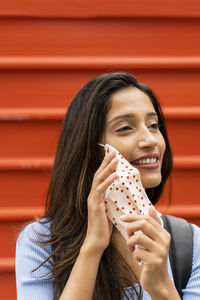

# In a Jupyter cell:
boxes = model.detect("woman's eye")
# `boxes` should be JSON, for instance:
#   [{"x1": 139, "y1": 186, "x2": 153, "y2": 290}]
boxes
[
  {"x1": 116, "y1": 126, "x2": 132, "y2": 132},
  {"x1": 149, "y1": 123, "x2": 161, "y2": 130}
]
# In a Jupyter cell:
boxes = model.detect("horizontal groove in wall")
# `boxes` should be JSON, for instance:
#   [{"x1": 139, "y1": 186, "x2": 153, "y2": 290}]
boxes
[
  {"x1": 163, "y1": 107, "x2": 200, "y2": 119},
  {"x1": 0, "y1": 56, "x2": 200, "y2": 70},
  {"x1": 0, "y1": 258, "x2": 15, "y2": 273},
  {"x1": 0, "y1": 108, "x2": 65, "y2": 121},
  {"x1": 0, "y1": 207, "x2": 43, "y2": 221},
  {"x1": 0, "y1": 158, "x2": 53, "y2": 170},
  {"x1": 173, "y1": 156, "x2": 200, "y2": 169},
  {"x1": 0, "y1": 16, "x2": 200, "y2": 22},
  {"x1": 1, "y1": 107, "x2": 200, "y2": 121},
  {"x1": 0, "y1": 156, "x2": 200, "y2": 171},
  {"x1": 1, "y1": 14, "x2": 200, "y2": 20},
  {"x1": 1, "y1": 205, "x2": 200, "y2": 221},
  {"x1": 156, "y1": 205, "x2": 200, "y2": 218}
]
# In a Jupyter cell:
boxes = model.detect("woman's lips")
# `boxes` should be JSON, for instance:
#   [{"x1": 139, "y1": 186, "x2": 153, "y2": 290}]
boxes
[
  {"x1": 132, "y1": 162, "x2": 159, "y2": 169},
  {"x1": 131, "y1": 156, "x2": 159, "y2": 169}
]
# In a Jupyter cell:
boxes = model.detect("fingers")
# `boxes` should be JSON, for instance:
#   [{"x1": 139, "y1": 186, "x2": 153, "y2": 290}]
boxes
[
  {"x1": 92, "y1": 151, "x2": 118, "y2": 191},
  {"x1": 133, "y1": 239, "x2": 169, "y2": 267},
  {"x1": 96, "y1": 172, "x2": 117, "y2": 193},
  {"x1": 120, "y1": 214, "x2": 171, "y2": 259},
  {"x1": 120, "y1": 214, "x2": 164, "y2": 241},
  {"x1": 133, "y1": 246, "x2": 154, "y2": 265},
  {"x1": 127, "y1": 231, "x2": 155, "y2": 253},
  {"x1": 120, "y1": 212, "x2": 160, "y2": 228},
  {"x1": 88, "y1": 150, "x2": 118, "y2": 209},
  {"x1": 97, "y1": 150, "x2": 116, "y2": 174}
]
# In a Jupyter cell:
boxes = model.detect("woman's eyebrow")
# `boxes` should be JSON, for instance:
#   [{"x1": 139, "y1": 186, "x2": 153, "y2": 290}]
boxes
[
  {"x1": 108, "y1": 114, "x2": 135, "y2": 125},
  {"x1": 108, "y1": 112, "x2": 157, "y2": 125}
]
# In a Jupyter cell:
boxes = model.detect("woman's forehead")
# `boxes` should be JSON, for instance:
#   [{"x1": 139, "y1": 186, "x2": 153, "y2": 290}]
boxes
[{"x1": 106, "y1": 87, "x2": 156, "y2": 121}]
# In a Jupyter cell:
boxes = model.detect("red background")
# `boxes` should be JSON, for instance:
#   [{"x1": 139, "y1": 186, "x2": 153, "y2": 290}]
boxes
[{"x1": 0, "y1": 1, "x2": 200, "y2": 298}]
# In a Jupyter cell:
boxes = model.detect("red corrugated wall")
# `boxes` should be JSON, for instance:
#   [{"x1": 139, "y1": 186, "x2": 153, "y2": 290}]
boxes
[{"x1": 0, "y1": 1, "x2": 200, "y2": 298}]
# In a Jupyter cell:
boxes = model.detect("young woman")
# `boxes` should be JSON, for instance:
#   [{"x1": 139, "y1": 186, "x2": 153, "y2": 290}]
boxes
[{"x1": 16, "y1": 72, "x2": 200, "y2": 299}]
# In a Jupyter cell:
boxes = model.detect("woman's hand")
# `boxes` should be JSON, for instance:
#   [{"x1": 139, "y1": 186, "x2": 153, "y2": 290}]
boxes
[
  {"x1": 83, "y1": 150, "x2": 118, "y2": 256},
  {"x1": 120, "y1": 208, "x2": 179, "y2": 298}
]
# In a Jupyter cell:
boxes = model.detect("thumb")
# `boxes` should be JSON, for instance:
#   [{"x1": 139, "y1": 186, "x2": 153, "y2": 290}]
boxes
[{"x1": 148, "y1": 206, "x2": 162, "y2": 225}]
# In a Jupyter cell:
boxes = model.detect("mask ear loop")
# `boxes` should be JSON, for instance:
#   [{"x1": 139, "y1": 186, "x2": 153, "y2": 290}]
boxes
[
  {"x1": 98, "y1": 143, "x2": 105, "y2": 148},
  {"x1": 98, "y1": 143, "x2": 110, "y2": 153}
]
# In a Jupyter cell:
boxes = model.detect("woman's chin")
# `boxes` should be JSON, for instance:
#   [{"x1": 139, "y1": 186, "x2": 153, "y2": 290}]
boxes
[{"x1": 141, "y1": 176, "x2": 162, "y2": 189}]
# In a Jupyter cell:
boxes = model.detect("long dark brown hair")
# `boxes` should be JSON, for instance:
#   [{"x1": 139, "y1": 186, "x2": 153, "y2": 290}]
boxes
[{"x1": 37, "y1": 72, "x2": 173, "y2": 299}]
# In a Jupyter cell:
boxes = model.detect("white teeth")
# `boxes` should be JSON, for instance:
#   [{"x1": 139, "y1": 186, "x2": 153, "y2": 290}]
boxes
[{"x1": 133, "y1": 158, "x2": 157, "y2": 165}]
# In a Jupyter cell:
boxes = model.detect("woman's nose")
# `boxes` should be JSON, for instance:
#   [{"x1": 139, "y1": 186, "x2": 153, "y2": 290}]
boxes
[{"x1": 137, "y1": 127, "x2": 157, "y2": 149}]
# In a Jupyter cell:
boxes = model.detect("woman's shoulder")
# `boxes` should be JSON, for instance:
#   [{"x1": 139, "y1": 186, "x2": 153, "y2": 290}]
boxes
[
  {"x1": 16, "y1": 218, "x2": 52, "y2": 259},
  {"x1": 18, "y1": 219, "x2": 51, "y2": 241},
  {"x1": 191, "y1": 222, "x2": 200, "y2": 234},
  {"x1": 16, "y1": 219, "x2": 53, "y2": 278},
  {"x1": 191, "y1": 223, "x2": 200, "y2": 257}
]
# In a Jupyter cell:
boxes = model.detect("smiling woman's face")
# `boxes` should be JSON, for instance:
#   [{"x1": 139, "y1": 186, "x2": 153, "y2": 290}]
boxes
[{"x1": 101, "y1": 87, "x2": 166, "y2": 189}]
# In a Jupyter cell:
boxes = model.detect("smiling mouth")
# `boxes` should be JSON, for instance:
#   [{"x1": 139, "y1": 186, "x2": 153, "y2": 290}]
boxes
[{"x1": 131, "y1": 158, "x2": 158, "y2": 165}]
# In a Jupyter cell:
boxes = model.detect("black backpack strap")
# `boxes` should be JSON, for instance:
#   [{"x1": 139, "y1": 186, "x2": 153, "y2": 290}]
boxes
[{"x1": 161, "y1": 215, "x2": 194, "y2": 297}]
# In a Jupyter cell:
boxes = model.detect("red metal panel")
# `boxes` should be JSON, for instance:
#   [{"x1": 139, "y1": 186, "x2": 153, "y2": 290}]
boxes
[
  {"x1": 0, "y1": 19, "x2": 199, "y2": 56},
  {"x1": 0, "y1": 70, "x2": 91, "y2": 108},
  {"x1": 0, "y1": 169, "x2": 50, "y2": 207},
  {"x1": 167, "y1": 119, "x2": 200, "y2": 156},
  {"x1": 1, "y1": 69, "x2": 200, "y2": 109},
  {"x1": 0, "y1": 0, "x2": 200, "y2": 18},
  {"x1": 0, "y1": 120, "x2": 61, "y2": 157},
  {"x1": 0, "y1": 221, "x2": 21, "y2": 257},
  {"x1": 171, "y1": 169, "x2": 200, "y2": 206},
  {"x1": 0, "y1": 272, "x2": 16, "y2": 300}
]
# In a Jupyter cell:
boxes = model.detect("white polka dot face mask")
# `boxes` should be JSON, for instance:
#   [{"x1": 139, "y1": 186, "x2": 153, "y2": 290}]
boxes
[{"x1": 99, "y1": 143, "x2": 161, "y2": 240}]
